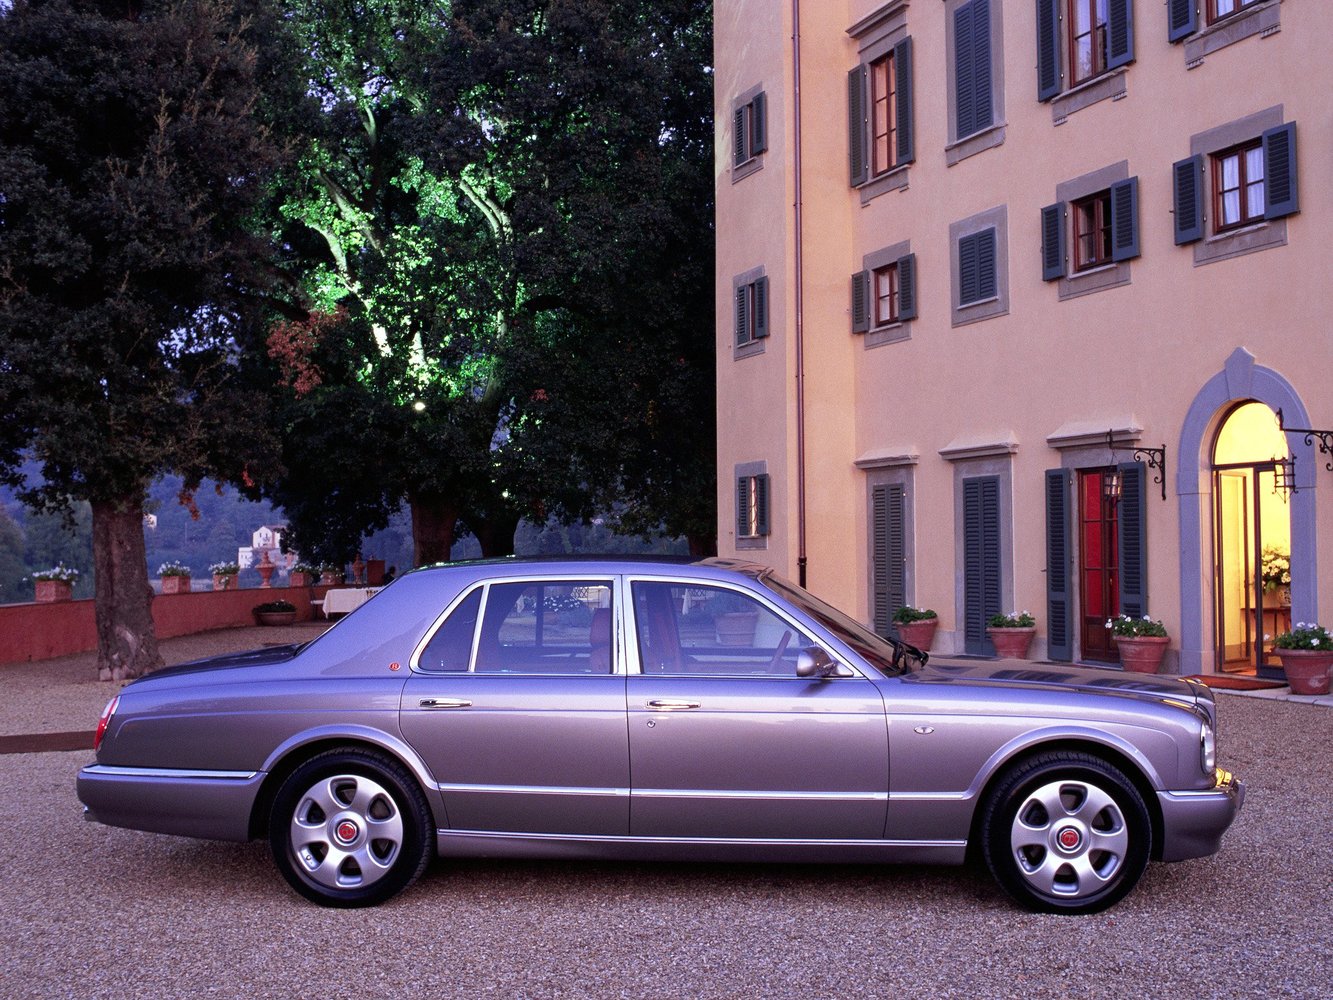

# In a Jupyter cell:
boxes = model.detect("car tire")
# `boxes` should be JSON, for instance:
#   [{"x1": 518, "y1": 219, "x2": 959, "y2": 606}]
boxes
[
  {"x1": 269, "y1": 748, "x2": 433, "y2": 907},
  {"x1": 980, "y1": 751, "x2": 1151, "y2": 915}
]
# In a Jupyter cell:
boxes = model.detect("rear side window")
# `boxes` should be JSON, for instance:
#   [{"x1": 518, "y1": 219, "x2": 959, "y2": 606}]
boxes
[
  {"x1": 418, "y1": 588, "x2": 483, "y2": 671},
  {"x1": 474, "y1": 581, "x2": 615, "y2": 674}
]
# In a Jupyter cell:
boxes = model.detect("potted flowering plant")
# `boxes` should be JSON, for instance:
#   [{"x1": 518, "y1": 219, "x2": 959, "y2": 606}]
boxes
[
  {"x1": 289, "y1": 562, "x2": 317, "y2": 588},
  {"x1": 1273, "y1": 622, "x2": 1333, "y2": 695},
  {"x1": 158, "y1": 561, "x2": 192, "y2": 594},
  {"x1": 987, "y1": 611, "x2": 1036, "y2": 659},
  {"x1": 892, "y1": 606, "x2": 939, "y2": 651},
  {"x1": 210, "y1": 561, "x2": 240, "y2": 591},
  {"x1": 1260, "y1": 546, "x2": 1291, "y2": 606},
  {"x1": 253, "y1": 599, "x2": 299, "y2": 627},
  {"x1": 32, "y1": 564, "x2": 79, "y2": 602},
  {"x1": 318, "y1": 563, "x2": 344, "y2": 586},
  {"x1": 1107, "y1": 614, "x2": 1169, "y2": 673}
]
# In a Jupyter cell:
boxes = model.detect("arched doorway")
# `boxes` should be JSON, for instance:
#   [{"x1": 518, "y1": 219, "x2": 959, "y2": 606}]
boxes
[{"x1": 1212, "y1": 402, "x2": 1291, "y2": 677}]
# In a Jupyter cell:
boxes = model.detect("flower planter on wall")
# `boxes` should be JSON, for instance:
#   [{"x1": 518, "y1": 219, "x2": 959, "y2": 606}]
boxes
[
  {"x1": 35, "y1": 580, "x2": 73, "y2": 603},
  {"x1": 1276, "y1": 649, "x2": 1333, "y2": 695},
  {"x1": 289, "y1": 571, "x2": 312, "y2": 588},
  {"x1": 212, "y1": 573, "x2": 238, "y2": 591},
  {"x1": 1115, "y1": 634, "x2": 1170, "y2": 674},
  {"x1": 896, "y1": 619, "x2": 938, "y2": 652},
  {"x1": 987, "y1": 627, "x2": 1035, "y2": 659},
  {"x1": 161, "y1": 576, "x2": 191, "y2": 594}
]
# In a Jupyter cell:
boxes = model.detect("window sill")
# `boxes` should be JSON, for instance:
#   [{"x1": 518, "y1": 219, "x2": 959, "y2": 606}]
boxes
[
  {"x1": 736, "y1": 535, "x2": 769, "y2": 551},
  {"x1": 858, "y1": 164, "x2": 910, "y2": 205},
  {"x1": 731, "y1": 155, "x2": 764, "y2": 185},
  {"x1": 1058, "y1": 261, "x2": 1130, "y2": 301},
  {"x1": 865, "y1": 320, "x2": 911, "y2": 349},
  {"x1": 1193, "y1": 219, "x2": 1287, "y2": 267},
  {"x1": 1050, "y1": 68, "x2": 1127, "y2": 125},
  {"x1": 1184, "y1": 0, "x2": 1281, "y2": 66},
  {"x1": 733, "y1": 338, "x2": 767, "y2": 361},
  {"x1": 946, "y1": 123, "x2": 1007, "y2": 167},
  {"x1": 952, "y1": 295, "x2": 1007, "y2": 329}
]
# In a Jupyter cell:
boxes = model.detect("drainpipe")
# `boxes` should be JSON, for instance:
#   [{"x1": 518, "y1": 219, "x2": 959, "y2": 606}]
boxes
[{"x1": 792, "y1": 0, "x2": 808, "y2": 588}]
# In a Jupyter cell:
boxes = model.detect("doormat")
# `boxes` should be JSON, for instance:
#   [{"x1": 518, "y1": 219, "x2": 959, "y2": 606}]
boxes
[
  {"x1": 1184, "y1": 675, "x2": 1287, "y2": 691},
  {"x1": 0, "y1": 731, "x2": 93, "y2": 755}
]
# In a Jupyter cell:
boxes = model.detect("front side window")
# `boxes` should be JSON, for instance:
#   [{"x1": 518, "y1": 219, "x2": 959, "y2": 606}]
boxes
[
  {"x1": 1073, "y1": 191, "x2": 1113, "y2": 270},
  {"x1": 1212, "y1": 141, "x2": 1264, "y2": 231},
  {"x1": 632, "y1": 582, "x2": 812, "y2": 676},
  {"x1": 870, "y1": 52, "x2": 898, "y2": 176},
  {"x1": 472, "y1": 580, "x2": 615, "y2": 674}
]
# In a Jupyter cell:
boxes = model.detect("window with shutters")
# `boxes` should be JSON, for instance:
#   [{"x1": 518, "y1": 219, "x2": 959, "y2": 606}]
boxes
[
  {"x1": 1036, "y1": 0, "x2": 1133, "y2": 118},
  {"x1": 852, "y1": 240, "x2": 915, "y2": 347},
  {"x1": 732, "y1": 268, "x2": 769, "y2": 359},
  {"x1": 945, "y1": 0, "x2": 1005, "y2": 166},
  {"x1": 1210, "y1": 0, "x2": 1262, "y2": 22},
  {"x1": 731, "y1": 88, "x2": 767, "y2": 183},
  {"x1": 847, "y1": 2, "x2": 913, "y2": 203},
  {"x1": 870, "y1": 482, "x2": 908, "y2": 639},
  {"x1": 949, "y1": 206, "x2": 1008, "y2": 327},
  {"x1": 1072, "y1": 192, "x2": 1112, "y2": 271},
  {"x1": 735, "y1": 470, "x2": 770, "y2": 545},
  {"x1": 1042, "y1": 164, "x2": 1138, "y2": 298},
  {"x1": 1176, "y1": 109, "x2": 1297, "y2": 265},
  {"x1": 1170, "y1": 0, "x2": 1280, "y2": 61}
]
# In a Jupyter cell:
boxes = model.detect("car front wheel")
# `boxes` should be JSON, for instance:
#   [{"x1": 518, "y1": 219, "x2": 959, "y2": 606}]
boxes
[
  {"x1": 981, "y1": 752, "x2": 1151, "y2": 914},
  {"x1": 270, "y1": 748, "x2": 433, "y2": 907}
]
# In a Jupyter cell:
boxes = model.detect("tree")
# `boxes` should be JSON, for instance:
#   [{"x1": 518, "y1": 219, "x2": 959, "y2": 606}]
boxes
[
  {"x1": 263, "y1": 0, "x2": 716, "y2": 562},
  {"x1": 0, "y1": 0, "x2": 298, "y2": 678}
]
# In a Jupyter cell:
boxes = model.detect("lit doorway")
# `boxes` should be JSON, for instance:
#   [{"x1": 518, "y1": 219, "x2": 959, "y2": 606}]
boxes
[
  {"x1": 1213, "y1": 403, "x2": 1292, "y2": 677},
  {"x1": 1078, "y1": 469, "x2": 1118, "y2": 663}
]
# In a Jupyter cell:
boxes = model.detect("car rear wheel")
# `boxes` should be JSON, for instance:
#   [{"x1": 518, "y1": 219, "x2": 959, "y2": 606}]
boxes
[
  {"x1": 981, "y1": 752, "x2": 1151, "y2": 914},
  {"x1": 270, "y1": 748, "x2": 433, "y2": 907}
]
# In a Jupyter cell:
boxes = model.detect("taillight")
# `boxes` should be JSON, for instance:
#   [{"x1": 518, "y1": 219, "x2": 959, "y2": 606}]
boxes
[{"x1": 94, "y1": 696, "x2": 119, "y2": 752}]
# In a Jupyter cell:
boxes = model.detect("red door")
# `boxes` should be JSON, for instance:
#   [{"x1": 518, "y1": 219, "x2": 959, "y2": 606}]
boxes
[{"x1": 1079, "y1": 470, "x2": 1119, "y2": 662}]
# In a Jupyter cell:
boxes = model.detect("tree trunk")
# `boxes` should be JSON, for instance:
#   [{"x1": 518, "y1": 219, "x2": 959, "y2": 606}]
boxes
[
  {"x1": 473, "y1": 511, "x2": 520, "y2": 557},
  {"x1": 409, "y1": 492, "x2": 459, "y2": 566},
  {"x1": 91, "y1": 497, "x2": 162, "y2": 681},
  {"x1": 687, "y1": 532, "x2": 716, "y2": 558}
]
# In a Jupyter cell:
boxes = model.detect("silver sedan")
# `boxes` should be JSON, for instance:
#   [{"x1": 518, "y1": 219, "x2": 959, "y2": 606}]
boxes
[{"x1": 78, "y1": 558, "x2": 1243, "y2": 912}]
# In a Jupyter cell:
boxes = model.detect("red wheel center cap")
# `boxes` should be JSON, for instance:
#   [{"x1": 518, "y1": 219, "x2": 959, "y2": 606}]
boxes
[
  {"x1": 1057, "y1": 827, "x2": 1082, "y2": 851},
  {"x1": 335, "y1": 820, "x2": 359, "y2": 844}
]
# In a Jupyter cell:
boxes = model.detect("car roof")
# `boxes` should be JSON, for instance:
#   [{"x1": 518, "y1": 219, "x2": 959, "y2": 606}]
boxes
[{"x1": 402, "y1": 554, "x2": 772, "y2": 581}]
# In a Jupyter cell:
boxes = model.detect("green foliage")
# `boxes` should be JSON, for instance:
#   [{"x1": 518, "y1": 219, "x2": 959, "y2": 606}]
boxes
[
  {"x1": 988, "y1": 611, "x2": 1036, "y2": 629},
  {"x1": 1274, "y1": 622, "x2": 1333, "y2": 652},
  {"x1": 254, "y1": 599, "x2": 296, "y2": 613},
  {"x1": 157, "y1": 561, "x2": 192, "y2": 578},
  {"x1": 893, "y1": 606, "x2": 938, "y2": 624},
  {"x1": 1106, "y1": 614, "x2": 1168, "y2": 638}
]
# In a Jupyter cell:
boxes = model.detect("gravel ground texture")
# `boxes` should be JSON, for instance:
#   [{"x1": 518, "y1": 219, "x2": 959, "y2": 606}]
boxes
[{"x1": 2, "y1": 626, "x2": 1330, "y2": 999}]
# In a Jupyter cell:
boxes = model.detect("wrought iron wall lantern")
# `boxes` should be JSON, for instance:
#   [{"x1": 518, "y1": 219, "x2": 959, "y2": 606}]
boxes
[
  {"x1": 1276, "y1": 408, "x2": 1333, "y2": 474},
  {"x1": 1104, "y1": 431, "x2": 1167, "y2": 503},
  {"x1": 1273, "y1": 452, "x2": 1298, "y2": 499}
]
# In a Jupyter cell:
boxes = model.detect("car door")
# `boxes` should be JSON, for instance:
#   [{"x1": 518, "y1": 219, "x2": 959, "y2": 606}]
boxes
[
  {"x1": 625, "y1": 578, "x2": 889, "y2": 840},
  {"x1": 400, "y1": 577, "x2": 629, "y2": 836}
]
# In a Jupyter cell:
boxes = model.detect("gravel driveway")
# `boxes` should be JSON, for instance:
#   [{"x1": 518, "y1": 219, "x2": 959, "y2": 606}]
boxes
[{"x1": 2, "y1": 627, "x2": 1329, "y2": 999}]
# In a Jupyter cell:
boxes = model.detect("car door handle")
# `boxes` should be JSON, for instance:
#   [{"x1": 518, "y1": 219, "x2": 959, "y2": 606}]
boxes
[
  {"x1": 418, "y1": 698, "x2": 472, "y2": 709},
  {"x1": 646, "y1": 699, "x2": 701, "y2": 711}
]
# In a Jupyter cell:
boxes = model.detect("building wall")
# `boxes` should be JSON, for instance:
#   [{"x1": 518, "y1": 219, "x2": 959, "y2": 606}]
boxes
[{"x1": 716, "y1": 0, "x2": 1330, "y2": 674}]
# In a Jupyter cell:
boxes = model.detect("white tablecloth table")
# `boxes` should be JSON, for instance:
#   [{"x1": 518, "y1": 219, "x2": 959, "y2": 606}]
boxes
[{"x1": 320, "y1": 587, "x2": 384, "y2": 617}]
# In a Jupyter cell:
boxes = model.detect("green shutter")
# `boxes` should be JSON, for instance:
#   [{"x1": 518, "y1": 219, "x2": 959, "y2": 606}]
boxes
[
  {"x1": 894, "y1": 37, "x2": 914, "y2": 166},
  {"x1": 1046, "y1": 469, "x2": 1073, "y2": 662},
  {"x1": 755, "y1": 474, "x2": 770, "y2": 536},
  {"x1": 1110, "y1": 176, "x2": 1140, "y2": 262},
  {"x1": 735, "y1": 284, "x2": 750, "y2": 346},
  {"x1": 1167, "y1": 0, "x2": 1197, "y2": 43},
  {"x1": 959, "y1": 233, "x2": 979, "y2": 305},
  {"x1": 956, "y1": 0, "x2": 993, "y2": 139},
  {"x1": 1173, "y1": 155, "x2": 1204, "y2": 245},
  {"x1": 736, "y1": 476, "x2": 750, "y2": 539},
  {"x1": 964, "y1": 476, "x2": 1001, "y2": 656},
  {"x1": 1117, "y1": 462, "x2": 1148, "y2": 620},
  {"x1": 977, "y1": 228, "x2": 997, "y2": 300},
  {"x1": 1036, "y1": 0, "x2": 1062, "y2": 102},
  {"x1": 750, "y1": 92, "x2": 767, "y2": 156},
  {"x1": 848, "y1": 65, "x2": 868, "y2": 186},
  {"x1": 872, "y1": 484, "x2": 907, "y2": 638},
  {"x1": 897, "y1": 254, "x2": 917, "y2": 321},
  {"x1": 1263, "y1": 122, "x2": 1298, "y2": 219},
  {"x1": 1041, "y1": 202, "x2": 1066, "y2": 281},
  {"x1": 733, "y1": 108, "x2": 747, "y2": 166},
  {"x1": 1107, "y1": 0, "x2": 1134, "y2": 70},
  {"x1": 851, "y1": 270, "x2": 870, "y2": 333},
  {"x1": 753, "y1": 277, "x2": 769, "y2": 339}
]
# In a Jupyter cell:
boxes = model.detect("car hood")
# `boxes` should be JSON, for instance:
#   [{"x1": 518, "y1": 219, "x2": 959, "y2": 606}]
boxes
[
  {"x1": 126, "y1": 643, "x2": 307, "y2": 686},
  {"x1": 911, "y1": 660, "x2": 1213, "y2": 717}
]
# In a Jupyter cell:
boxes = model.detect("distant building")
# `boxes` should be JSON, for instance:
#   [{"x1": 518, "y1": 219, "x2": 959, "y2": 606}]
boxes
[
  {"x1": 715, "y1": 0, "x2": 1329, "y2": 678},
  {"x1": 238, "y1": 525, "x2": 295, "y2": 573}
]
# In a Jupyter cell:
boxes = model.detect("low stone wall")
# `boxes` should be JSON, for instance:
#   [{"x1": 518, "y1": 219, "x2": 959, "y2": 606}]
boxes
[{"x1": 0, "y1": 585, "x2": 331, "y2": 665}]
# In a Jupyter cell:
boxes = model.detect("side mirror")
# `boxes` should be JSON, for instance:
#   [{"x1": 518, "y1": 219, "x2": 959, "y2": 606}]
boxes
[{"x1": 796, "y1": 646, "x2": 850, "y2": 679}]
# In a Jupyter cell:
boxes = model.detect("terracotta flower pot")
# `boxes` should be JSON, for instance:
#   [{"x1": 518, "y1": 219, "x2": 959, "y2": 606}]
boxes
[
  {"x1": 896, "y1": 619, "x2": 938, "y2": 652},
  {"x1": 289, "y1": 571, "x2": 312, "y2": 588},
  {"x1": 161, "y1": 575, "x2": 191, "y2": 594},
  {"x1": 212, "y1": 573, "x2": 238, "y2": 592},
  {"x1": 987, "y1": 627, "x2": 1035, "y2": 659},
  {"x1": 255, "y1": 610, "x2": 298, "y2": 626},
  {"x1": 1114, "y1": 634, "x2": 1170, "y2": 674},
  {"x1": 319, "y1": 570, "x2": 342, "y2": 586},
  {"x1": 35, "y1": 579, "x2": 72, "y2": 603},
  {"x1": 1276, "y1": 649, "x2": 1333, "y2": 696}
]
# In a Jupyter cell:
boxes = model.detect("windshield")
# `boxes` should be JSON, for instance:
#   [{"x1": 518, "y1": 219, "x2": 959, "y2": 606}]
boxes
[{"x1": 760, "y1": 571, "x2": 919, "y2": 677}]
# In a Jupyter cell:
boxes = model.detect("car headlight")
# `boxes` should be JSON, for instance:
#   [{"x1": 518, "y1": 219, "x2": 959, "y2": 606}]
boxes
[{"x1": 1200, "y1": 717, "x2": 1216, "y2": 775}]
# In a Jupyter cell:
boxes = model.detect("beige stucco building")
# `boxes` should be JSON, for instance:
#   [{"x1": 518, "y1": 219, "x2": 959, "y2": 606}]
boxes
[{"x1": 715, "y1": 0, "x2": 1329, "y2": 677}]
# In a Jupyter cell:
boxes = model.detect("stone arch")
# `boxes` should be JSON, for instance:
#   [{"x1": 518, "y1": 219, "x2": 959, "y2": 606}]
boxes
[{"x1": 1176, "y1": 349, "x2": 1318, "y2": 675}]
